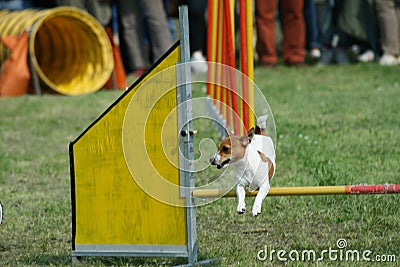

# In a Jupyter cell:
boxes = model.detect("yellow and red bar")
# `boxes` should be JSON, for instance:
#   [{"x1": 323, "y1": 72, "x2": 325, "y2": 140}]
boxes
[{"x1": 192, "y1": 184, "x2": 400, "y2": 198}]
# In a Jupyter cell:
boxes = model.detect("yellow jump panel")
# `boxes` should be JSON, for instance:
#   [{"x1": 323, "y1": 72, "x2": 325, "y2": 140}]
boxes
[{"x1": 70, "y1": 42, "x2": 187, "y2": 251}]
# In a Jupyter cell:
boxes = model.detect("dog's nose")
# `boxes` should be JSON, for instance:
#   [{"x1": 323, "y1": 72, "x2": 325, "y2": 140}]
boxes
[{"x1": 209, "y1": 155, "x2": 216, "y2": 165}]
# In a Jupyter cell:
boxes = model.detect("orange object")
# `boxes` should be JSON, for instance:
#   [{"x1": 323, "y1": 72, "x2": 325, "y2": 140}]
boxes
[
  {"x1": 104, "y1": 28, "x2": 127, "y2": 90},
  {"x1": 0, "y1": 31, "x2": 30, "y2": 97}
]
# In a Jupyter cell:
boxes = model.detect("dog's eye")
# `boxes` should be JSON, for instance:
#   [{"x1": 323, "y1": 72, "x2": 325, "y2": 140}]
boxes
[{"x1": 222, "y1": 146, "x2": 230, "y2": 152}]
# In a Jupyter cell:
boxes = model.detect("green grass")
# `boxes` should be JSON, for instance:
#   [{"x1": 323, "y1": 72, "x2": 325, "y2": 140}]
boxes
[{"x1": 1, "y1": 63, "x2": 399, "y2": 266}]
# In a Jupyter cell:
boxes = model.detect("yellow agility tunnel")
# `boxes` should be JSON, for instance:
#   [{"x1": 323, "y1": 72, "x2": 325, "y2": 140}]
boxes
[{"x1": 0, "y1": 7, "x2": 113, "y2": 95}]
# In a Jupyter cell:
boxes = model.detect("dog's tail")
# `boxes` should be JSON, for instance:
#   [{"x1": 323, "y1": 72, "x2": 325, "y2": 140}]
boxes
[{"x1": 255, "y1": 114, "x2": 268, "y2": 135}]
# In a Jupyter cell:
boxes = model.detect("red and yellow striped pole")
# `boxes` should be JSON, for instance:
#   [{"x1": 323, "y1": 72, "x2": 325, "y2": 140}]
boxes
[
  {"x1": 223, "y1": 0, "x2": 239, "y2": 134},
  {"x1": 245, "y1": 0, "x2": 255, "y2": 129},
  {"x1": 206, "y1": 0, "x2": 217, "y2": 98},
  {"x1": 239, "y1": 0, "x2": 249, "y2": 133},
  {"x1": 192, "y1": 184, "x2": 400, "y2": 198}
]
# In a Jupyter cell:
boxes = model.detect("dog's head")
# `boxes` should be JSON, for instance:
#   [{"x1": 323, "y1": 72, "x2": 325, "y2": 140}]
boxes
[{"x1": 209, "y1": 128, "x2": 255, "y2": 169}]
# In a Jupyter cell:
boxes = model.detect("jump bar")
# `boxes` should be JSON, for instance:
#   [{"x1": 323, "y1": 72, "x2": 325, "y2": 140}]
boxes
[{"x1": 192, "y1": 184, "x2": 400, "y2": 198}]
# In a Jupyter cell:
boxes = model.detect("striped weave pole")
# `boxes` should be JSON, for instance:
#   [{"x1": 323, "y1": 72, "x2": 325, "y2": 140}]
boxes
[
  {"x1": 223, "y1": 0, "x2": 239, "y2": 134},
  {"x1": 245, "y1": 0, "x2": 255, "y2": 129},
  {"x1": 239, "y1": 0, "x2": 249, "y2": 133},
  {"x1": 192, "y1": 184, "x2": 400, "y2": 198}
]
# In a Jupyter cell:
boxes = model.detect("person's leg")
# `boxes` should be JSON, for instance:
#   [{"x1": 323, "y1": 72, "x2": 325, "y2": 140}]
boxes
[
  {"x1": 187, "y1": 0, "x2": 207, "y2": 73},
  {"x1": 188, "y1": 0, "x2": 207, "y2": 55},
  {"x1": 280, "y1": 0, "x2": 305, "y2": 65},
  {"x1": 304, "y1": 0, "x2": 321, "y2": 59},
  {"x1": 85, "y1": 0, "x2": 112, "y2": 27},
  {"x1": 375, "y1": 0, "x2": 400, "y2": 56},
  {"x1": 255, "y1": 0, "x2": 278, "y2": 65},
  {"x1": 141, "y1": 0, "x2": 173, "y2": 62},
  {"x1": 315, "y1": 0, "x2": 334, "y2": 65},
  {"x1": 304, "y1": 0, "x2": 320, "y2": 50},
  {"x1": 116, "y1": 0, "x2": 146, "y2": 73},
  {"x1": 56, "y1": 0, "x2": 84, "y2": 9},
  {"x1": 315, "y1": 0, "x2": 334, "y2": 47}
]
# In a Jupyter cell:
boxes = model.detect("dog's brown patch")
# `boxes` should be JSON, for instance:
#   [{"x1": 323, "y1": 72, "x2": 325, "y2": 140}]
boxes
[{"x1": 257, "y1": 150, "x2": 275, "y2": 179}]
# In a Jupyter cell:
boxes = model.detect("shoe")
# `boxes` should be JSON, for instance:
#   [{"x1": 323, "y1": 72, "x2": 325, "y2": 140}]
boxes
[
  {"x1": 310, "y1": 48, "x2": 321, "y2": 59},
  {"x1": 334, "y1": 47, "x2": 350, "y2": 65},
  {"x1": 191, "y1": 51, "x2": 208, "y2": 74},
  {"x1": 318, "y1": 48, "x2": 334, "y2": 65},
  {"x1": 357, "y1": 50, "x2": 375, "y2": 62},
  {"x1": 379, "y1": 53, "x2": 399, "y2": 66}
]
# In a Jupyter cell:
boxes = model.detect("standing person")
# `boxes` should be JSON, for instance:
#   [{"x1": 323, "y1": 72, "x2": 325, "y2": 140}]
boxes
[
  {"x1": 255, "y1": 0, "x2": 306, "y2": 67},
  {"x1": 375, "y1": 0, "x2": 400, "y2": 66},
  {"x1": 115, "y1": 0, "x2": 173, "y2": 77}
]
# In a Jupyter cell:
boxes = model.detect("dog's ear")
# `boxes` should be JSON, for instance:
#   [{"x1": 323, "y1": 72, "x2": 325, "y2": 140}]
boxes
[
  {"x1": 239, "y1": 135, "x2": 250, "y2": 146},
  {"x1": 224, "y1": 129, "x2": 234, "y2": 138},
  {"x1": 247, "y1": 127, "x2": 255, "y2": 141},
  {"x1": 239, "y1": 128, "x2": 254, "y2": 146}
]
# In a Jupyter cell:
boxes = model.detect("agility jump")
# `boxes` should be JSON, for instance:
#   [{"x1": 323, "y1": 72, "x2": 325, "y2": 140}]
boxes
[{"x1": 193, "y1": 184, "x2": 400, "y2": 198}]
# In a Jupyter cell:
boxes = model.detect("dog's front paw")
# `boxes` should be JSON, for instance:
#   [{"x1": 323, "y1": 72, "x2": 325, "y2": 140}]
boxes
[
  {"x1": 237, "y1": 208, "x2": 246, "y2": 214},
  {"x1": 252, "y1": 203, "x2": 261, "y2": 217},
  {"x1": 237, "y1": 204, "x2": 246, "y2": 214}
]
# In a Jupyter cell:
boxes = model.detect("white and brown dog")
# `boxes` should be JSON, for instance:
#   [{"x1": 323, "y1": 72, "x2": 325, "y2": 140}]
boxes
[{"x1": 209, "y1": 117, "x2": 276, "y2": 216}]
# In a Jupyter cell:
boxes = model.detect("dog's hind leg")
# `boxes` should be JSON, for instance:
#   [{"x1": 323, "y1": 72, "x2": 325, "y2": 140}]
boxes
[
  {"x1": 252, "y1": 178, "x2": 270, "y2": 216},
  {"x1": 236, "y1": 184, "x2": 246, "y2": 214}
]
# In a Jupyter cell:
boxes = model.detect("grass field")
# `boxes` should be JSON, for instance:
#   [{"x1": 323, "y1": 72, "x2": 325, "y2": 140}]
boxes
[{"x1": 0, "y1": 63, "x2": 399, "y2": 266}]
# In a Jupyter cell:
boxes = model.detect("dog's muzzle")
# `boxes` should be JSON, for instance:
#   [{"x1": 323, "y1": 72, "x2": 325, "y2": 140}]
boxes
[
  {"x1": 209, "y1": 155, "x2": 230, "y2": 169},
  {"x1": 218, "y1": 158, "x2": 231, "y2": 169},
  {"x1": 209, "y1": 155, "x2": 218, "y2": 166}
]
